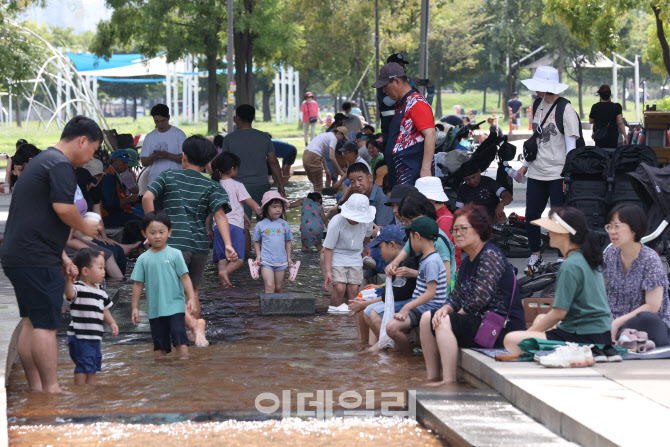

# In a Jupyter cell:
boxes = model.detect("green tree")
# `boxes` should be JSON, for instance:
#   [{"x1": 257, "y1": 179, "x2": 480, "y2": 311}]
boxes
[{"x1": 91, "y1": 0, "x2": 226, "y2": 133}]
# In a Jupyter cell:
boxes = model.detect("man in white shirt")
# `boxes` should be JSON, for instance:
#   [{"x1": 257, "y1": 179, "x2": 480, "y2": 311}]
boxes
[
  {"x1": 302, "y1": 126, "x2": 347, "y2": 192},
  {"x1": 140, "y1": 104, "x2": 187, "y2": 185}
]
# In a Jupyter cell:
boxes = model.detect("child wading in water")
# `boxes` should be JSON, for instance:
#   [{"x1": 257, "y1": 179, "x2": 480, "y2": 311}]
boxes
[
  {"x1": 293, "y1": 192, "x2": 329, "y2": 251},
  {"x1": 211, "y1": 152, "x2": 261, "y2": 287},
  {"x1": 131, "y1": 212, "x2": 198, "y2": 357},
  {"x1": 65, "y1": 247, "x2": 119, "y2": 385},
  {"x1": 250, "y1": 191, "x2": 299, "y2": 292}
]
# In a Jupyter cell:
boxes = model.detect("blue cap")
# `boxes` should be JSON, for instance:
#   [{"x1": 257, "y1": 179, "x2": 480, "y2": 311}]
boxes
[
  {"x1": 110, "y1": 149, "x2": 131, "y2": 162},
  {"x1": 366, "y1": 224, "x2": 405, "y2": 248}
]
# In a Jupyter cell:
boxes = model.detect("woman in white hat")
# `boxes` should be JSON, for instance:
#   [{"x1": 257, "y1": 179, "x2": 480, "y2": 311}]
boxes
[
  {"x1": 504, "y1": 206, "x2": 613, "y2": 356},
  {"x1": 517, "y1": 66, "x2": 582, "y2": 275}
]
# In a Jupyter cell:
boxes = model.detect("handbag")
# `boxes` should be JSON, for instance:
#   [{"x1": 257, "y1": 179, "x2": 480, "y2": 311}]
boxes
[
  {"x1": 473, "y1": 271, "x2": 517, "y2": 349},
  {"x1": 309, "y1": 116, "x2": 318, "y2": 123},
  {"x1": 523, "y1": 101, "x2": 558, "y2": 162}
]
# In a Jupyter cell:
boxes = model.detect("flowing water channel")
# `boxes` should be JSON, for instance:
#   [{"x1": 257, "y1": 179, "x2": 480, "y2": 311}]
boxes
[{"x1": 6, "y1": 177, "x2": 457, "y2": 445}]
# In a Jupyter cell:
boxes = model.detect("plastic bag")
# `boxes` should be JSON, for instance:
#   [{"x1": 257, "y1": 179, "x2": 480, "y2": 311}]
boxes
[{"x1": 377, "y1": 277, "x2": 395, "y2": 349}]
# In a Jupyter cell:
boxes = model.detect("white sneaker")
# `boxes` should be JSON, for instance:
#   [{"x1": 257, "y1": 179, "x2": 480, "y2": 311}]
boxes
[
  {"x1": 327, "y1": 303, "x2": 350, "y2": 314},
  {"x1": 539, "y1": 343, "x2": 595, "y2": 368},
  {"x1": 524, "y1": 253, "x2": 544, "y2": 275}
]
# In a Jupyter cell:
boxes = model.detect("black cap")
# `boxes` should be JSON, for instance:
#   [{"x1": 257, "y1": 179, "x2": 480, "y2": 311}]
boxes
[
  {"x1": 386, "y1": 53, "x2": 408, "y2": 65},
  {"x1": 355, "y1": 132, "x2": 368, "y2": 140},
  {"x1": 385, "y1": 184, "x2": 419, "y2": 205}
]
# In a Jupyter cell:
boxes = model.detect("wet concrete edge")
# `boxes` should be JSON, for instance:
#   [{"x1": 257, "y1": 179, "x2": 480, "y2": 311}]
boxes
[{"x1": 458, "y1": 349, "x2": 622, "y2": 447}]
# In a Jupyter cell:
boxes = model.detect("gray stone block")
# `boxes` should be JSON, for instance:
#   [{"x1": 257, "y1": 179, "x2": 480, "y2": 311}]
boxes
[{"x1": 259, "y1": 293, "x2": 315, "y2": 315}]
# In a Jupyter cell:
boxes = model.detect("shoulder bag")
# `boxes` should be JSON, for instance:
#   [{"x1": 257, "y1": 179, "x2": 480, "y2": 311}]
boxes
[
  {"x1": 523, "y1": 101, "x2": 558, "y2": 162},
  {"x1": 473, "y1": 271, "x2": 517, "y2": 348}
]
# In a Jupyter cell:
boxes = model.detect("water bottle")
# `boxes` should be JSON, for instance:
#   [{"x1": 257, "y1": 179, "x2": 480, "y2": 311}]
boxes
[
  {"x1": 358, "y1": 289, "x2": 378, "y2": 300},
  {"x1": 505, "y1": 167, "x2": 527, "y2": 184}
]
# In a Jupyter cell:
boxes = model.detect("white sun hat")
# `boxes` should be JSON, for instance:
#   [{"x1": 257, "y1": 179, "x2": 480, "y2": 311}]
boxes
[
  {"x1": 341, "y1": 193, "x2": 376, "y2": 223},
  {"x1": 415, "y1": 176, "x2": 448, "y2": 203},
  {"x1": 520, "y1": 66, "x2": 569, "y2": 95}
]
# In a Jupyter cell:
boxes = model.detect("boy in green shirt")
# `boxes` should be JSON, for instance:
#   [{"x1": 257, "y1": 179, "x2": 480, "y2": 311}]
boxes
[{"x1": 131, "y1": 212, "x2": 196, "y2": 357}]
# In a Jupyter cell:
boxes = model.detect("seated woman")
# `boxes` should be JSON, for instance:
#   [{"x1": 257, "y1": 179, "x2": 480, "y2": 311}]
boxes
[
  {"x1": 421, "y1": 204, "x2": 525, "y2": 385},
  {"x1": 603, "y1": 204, "x2": 670, "y2": 346},
  {"x1": 504, "y1": 207, "x2": 613, "y2": 355}
]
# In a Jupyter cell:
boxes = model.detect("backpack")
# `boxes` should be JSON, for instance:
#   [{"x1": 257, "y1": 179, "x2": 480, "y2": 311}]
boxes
[{"x1": 532, "y1": 97, "x2": 585, "y2": 148}]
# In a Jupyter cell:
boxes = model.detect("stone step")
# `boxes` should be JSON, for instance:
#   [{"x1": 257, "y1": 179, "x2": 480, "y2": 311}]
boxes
[{"x1": 259, "y1": 292, "x2": 315, "y2": 316}]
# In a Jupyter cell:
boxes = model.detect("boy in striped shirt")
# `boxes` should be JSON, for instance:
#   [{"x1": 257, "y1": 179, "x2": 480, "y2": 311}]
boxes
[
  {"x1": 65, "y1": 248, "x2": 119, "y2": 385},
  {"x1": 385, "y1": 217, "x2": 447, "y2": 351}
]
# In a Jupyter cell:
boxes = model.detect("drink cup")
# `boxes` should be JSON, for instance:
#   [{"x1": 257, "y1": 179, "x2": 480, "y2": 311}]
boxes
[{"x1": 75, "y1": 212, "x2": 102, "y2": 242}]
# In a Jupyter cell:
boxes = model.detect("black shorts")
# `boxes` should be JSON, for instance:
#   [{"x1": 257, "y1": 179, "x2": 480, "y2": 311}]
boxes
[
  {"x1": 545, "y1": 327, "x2": 611, "y2": 345},
  {"x1": 430, "y1": 311, "x2": 510, "y2": 349},
  {"x1": 3, "y1": 266, "x2": 64, "y2": 330},
  {"x1": 149, "y1": 313, "x2": 189, "y2": 353}
]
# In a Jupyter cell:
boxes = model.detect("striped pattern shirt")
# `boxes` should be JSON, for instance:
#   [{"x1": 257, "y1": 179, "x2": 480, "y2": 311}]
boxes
[
  {"x1": 148, "y1": 169, "x2": 231, "y2": 254},
  {"x1": 411, "y1": 251, "x2": 448, "y2": 313},
  {"x1": 67, "y1": 281, "x2": 112, "y2": 340}
]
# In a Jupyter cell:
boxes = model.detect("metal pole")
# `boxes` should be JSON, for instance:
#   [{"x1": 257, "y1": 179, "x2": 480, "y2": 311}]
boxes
[
  {"x1": 274, "y1": 73, "x2": 280, "y2": 124},
  {"x1": 634, "y1": 54, "x2": 640, "y2": 122},
  {"x1": 194, "y1": 57, "x2": 200, "y2": 124},
  {"x1": 612, "y1": 52, "x2": 617, "y2": 105},
  {"x1": 375, "y1": 0, "x2": 379, "y2": 76},
  {"x1": 418, "y1": 0, "x2": 430, "y2": 96},
  {"x1": 8, "y1": 92, "x2": 12, "y2": 127},
  {"x1": 294, "y1": 70, "x2": 300, "y2": 123},
  {"x1": 226, "y1": 0, "x2": 234, "y2": 133},
  {"x1": 182, "y1": 58, "x2": 188, "y2": 123},
  {"x1": 173, "y1": 63, "x2": 179, "y2": 126},
  {"x1": 166, "y1": 58, "x2": 171, "y2": 111},
  {"x1": 287, "y1": 67, "x2": 294, "y2": 124}
]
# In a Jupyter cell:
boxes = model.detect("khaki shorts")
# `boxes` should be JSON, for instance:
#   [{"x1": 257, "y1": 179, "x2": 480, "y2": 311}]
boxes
[{"x1": 331, "y1": 266, "x2": 364, "y2": 285}]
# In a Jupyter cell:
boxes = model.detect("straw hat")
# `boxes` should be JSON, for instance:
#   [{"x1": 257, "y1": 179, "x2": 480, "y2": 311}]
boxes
[
  {"x1": 341, "y1": 193, "x2": 376, "y2": 223},
  {"x1": 520, "y1": 66, "x2": 569, "y2": 94}
]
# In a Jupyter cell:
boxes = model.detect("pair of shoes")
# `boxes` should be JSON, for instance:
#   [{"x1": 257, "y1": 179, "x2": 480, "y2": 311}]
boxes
[
  {"x1": 327, "y1": 303, "x2": 349, "y2": 314},
  {"x1": 524, "y1": 254, "x2": 543, "y2": 275},
  {"x1": 591, "y1": 345, "x2": 623, "y2": 362},
  {"x1": 616, "y1": 328, "x2": 656, "y2": 352},
  {"x1": 248, "y1": 259, "x2": 260, "y2": 280},
  {"x1": 362, "y1": 256, "x2": 377, "y2": 270},
  {"x1": 288, "y1": 261, "x2": 301, "y2": 282},
  {"x1": 539, "y1": 343, "x2": 595, "y2": 368}
]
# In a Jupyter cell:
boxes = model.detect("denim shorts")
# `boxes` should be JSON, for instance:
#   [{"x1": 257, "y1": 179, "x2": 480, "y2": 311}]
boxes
[
  {"x1": 4, "y1": 267, "x2": 64, "y2": 330},
  {"x1": 68, "y1": 336, "x2": 102, "y2": 374},
  {"x1": 364, "y1": 299, "x2": 411, "y2": 318},
  {"x1": 260, "y1": 261, "x2": 288, "y2": 272},
  {"x1": 149, "y1": 313, "x2": 189, "y2": 353}
]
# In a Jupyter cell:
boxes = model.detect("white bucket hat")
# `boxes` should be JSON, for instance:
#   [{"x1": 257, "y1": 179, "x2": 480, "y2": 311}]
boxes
[
  {"x1": 341, "y1": 193, "x2": 376, "y2": 223},
  {"x1": 415, "y1": 177, "x2": 448, "y2": 203},
  {"x1": 520, "y1": 66, "x2": 569, "y2": 95}
]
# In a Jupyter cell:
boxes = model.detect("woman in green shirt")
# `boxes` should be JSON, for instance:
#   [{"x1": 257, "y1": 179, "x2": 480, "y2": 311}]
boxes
[{"x1": 504, "y1": 207, "x2": 613, "y2": 354}]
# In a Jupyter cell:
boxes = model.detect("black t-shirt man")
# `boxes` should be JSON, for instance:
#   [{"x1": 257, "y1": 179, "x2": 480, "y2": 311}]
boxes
[
  {"x1": 589, "y1": 101, "x2": 622, "y2": 148},
  {"x1": 0, "y1": 147, "x2": 76, "y2": 267},
  {"x1": 456, "y1": 176, "x2": 508, "y2": 219}
]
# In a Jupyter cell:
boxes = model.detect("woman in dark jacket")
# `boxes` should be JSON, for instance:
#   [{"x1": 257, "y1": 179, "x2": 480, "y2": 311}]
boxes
[{"x1": 589, "y1": 84, "x2": 628, "y2": 148}]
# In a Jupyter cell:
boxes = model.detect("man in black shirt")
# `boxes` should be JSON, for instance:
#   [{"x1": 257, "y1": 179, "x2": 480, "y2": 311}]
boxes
[
  {"x1": 455, "y1": 167, "x2": 513, "y2": 224},
  {"x1": 0, "y1": 116, "x2": 103, "y2": 393}
]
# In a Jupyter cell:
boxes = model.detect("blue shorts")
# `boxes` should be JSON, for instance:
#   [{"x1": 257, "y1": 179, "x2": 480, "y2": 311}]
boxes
[
  {"x1": 260, "y1": 262, "x2": 288, "y2": 272},
  {"x1": 3, "y1": 267, "x2": 64, "y2": 330},
  {"x1": 364, "y1": 299, "x2": 411, "y2": 318},
  {"x1": 68, "y1": 336, "x2": 102, "y2": 374},
  {"x1": 149, "y1": 313, "x2": 189, "y2": 353},
  {"x1": 213, "y1": 224, "x2": 245, "y2": 262}
]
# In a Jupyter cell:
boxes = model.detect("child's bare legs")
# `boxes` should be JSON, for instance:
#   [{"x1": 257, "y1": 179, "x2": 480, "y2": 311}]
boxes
[
  {"x1": 218, "y1": 259, "x2": 243, "y2": 287},
  {"x1": 356, "y1": 312, "x2": 369, "y2": 342},
  {"x1": 330, "y1": 283, "x2": 346, "y2": 306},
  {"x1": 319, "y1": 251, "x2": 327, "y2": 283},
  {"x1": 419, "y1": 312, "x2": 441, "y2": 381},
  {"x1": 366, "y1": 311, "x2": 382, "y2": 339},
  {"x1": 185, "y1": 311, "x2": 208, "y2": 347},
  {"x1": 385, "y1": 318, "x2": 413, "y2": 352},
  {"x1": 261, "y1": 266, "x2": 284, "y2": 293},
  {"x1": 74, "y1": 373, "x2": 97, "y2": 385},
  {"x1": 175, "y1": 344, "x2": 189, "y2": 358}
]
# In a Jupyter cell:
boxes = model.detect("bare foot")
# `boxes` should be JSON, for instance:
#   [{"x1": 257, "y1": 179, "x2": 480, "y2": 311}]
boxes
[
  {"x1": 218, "y1": 270, "x2": 233, "y2": 287},
  {"x1": 421, "y1": 380, "x2": 458, "y2": 388},
  {"x1": 357, "y1": 343, "x2": 382, "y2": 354},
  {"x1": 43, "y1": 384, "x2": 69, "y2": 394},
  {"x1": 194, "y1": 319, "x2": 209, "y2": 347},
  {"x1": 186, "y1": 331, "x2": 195, "y2": 343}
]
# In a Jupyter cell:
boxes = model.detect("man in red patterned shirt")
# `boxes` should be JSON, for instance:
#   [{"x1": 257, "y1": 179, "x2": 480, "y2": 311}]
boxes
[{"x1": 372, "y1": 62, "x2": 435, "y2": 187}]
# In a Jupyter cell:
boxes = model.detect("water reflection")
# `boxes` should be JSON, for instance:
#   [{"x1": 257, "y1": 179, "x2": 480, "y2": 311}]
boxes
[{"x1": 7, "y1": 178, "x2": 458, "y2": 443}]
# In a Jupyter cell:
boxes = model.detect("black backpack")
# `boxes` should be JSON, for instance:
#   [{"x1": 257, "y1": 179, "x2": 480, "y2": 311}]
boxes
[{"x1": 532, "y1": 97, "x2": 585, "y2": 148}]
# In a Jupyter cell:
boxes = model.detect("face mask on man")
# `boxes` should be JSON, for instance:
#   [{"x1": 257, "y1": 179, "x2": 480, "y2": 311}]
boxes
[{"x1": 383, "y1": 96, "x2": 396, "y2": 106}]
